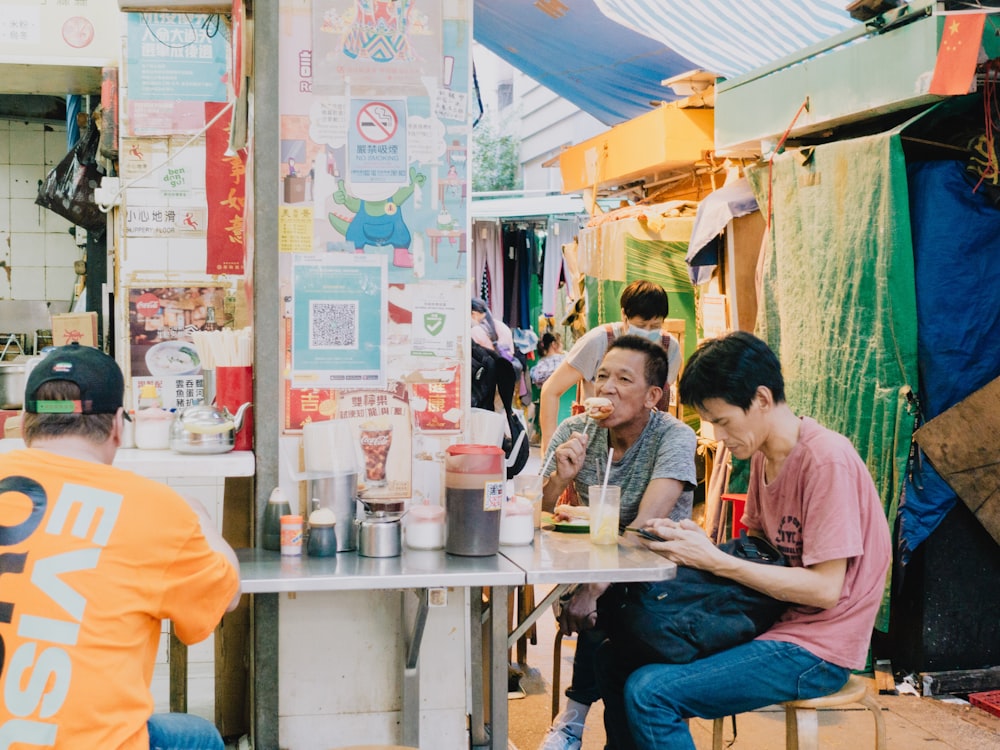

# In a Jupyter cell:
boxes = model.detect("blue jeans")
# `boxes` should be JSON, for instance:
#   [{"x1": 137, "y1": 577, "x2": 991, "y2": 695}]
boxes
[
  {"x1": 596, "y1": 638, "x2": 850, "y2": 750},
  {"x1": 147, "y1": 713, "x2": 224, "y2": 750}
]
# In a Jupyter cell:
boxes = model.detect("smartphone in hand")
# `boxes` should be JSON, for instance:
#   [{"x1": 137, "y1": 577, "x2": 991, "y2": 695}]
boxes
[{"x1": 625, "y1": 526, "x2": 666, "y2": 543}]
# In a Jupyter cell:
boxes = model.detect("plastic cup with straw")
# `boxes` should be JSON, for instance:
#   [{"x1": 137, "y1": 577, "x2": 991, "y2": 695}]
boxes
[{"x1": 589, "y1": 447, "x2": 619, "y2": 544}]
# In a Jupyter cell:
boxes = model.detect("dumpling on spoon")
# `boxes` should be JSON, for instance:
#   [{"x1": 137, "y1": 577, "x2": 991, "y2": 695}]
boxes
[{"x1": 584, "y1": 397, "x2": 614, "y2": 420}]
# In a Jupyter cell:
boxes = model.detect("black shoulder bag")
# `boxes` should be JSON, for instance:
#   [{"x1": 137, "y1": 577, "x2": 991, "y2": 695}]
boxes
[{"x1": 596, "y1": 531, "x2": 789, "y2": 665}]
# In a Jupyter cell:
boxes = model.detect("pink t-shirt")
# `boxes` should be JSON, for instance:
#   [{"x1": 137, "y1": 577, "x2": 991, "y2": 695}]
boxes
[{"x1": 742, "y1": 417, "x2": 891, "y2": 669}]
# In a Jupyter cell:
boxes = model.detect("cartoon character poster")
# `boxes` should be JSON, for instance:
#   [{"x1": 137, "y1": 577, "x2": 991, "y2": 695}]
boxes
[
  {"x1": 276, "y1": 0, "x2": 469, "y2": 283},
  {"x1": 312, "y1": 0, "x2": 442, "y2": 97}
]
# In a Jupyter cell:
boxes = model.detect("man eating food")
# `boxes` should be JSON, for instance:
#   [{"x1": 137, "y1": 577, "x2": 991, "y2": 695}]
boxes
[{"x1": 536, "y1": 335, "x2": 696, "y2": 750}]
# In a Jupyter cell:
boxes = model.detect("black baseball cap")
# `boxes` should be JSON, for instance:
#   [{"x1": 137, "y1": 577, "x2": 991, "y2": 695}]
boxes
[{"x1": 25, "y1": 343, "x2": 126, "y2": 417}]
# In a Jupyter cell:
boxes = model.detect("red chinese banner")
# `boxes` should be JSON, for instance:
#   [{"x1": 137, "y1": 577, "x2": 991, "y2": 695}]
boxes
[{"x1": 205, "y1": 101, "x2": 246, "y2": 275}]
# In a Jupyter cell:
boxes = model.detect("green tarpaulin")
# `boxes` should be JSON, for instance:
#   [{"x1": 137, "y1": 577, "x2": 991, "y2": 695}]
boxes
[{"x1": 746, "y1": 132, "x2": 919, "y2": 630}]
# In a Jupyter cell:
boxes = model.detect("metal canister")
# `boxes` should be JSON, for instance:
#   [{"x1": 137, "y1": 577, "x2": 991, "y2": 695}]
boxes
[{"x1": 356, "y1": 513, "x2": 402, "y2": 558}]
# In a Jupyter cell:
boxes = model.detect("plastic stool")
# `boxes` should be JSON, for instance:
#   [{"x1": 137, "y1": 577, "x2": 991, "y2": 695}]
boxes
[{"x1": 711, "y1": 675, "x2": 886, "y2": 750}]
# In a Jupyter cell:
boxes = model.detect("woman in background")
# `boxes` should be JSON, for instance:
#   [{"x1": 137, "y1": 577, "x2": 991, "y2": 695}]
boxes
[{"x1": 530, "y1": 332, "x2": 565, "y2": 388}]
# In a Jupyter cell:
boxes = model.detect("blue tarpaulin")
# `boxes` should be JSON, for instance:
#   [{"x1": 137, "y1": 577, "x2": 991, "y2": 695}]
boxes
[
  {"x1": 901, "y1": 160, "x2": 1000, "y2": 560},
  {"x1": 473, "y1": 0, "x2": 855, "y2": 125}
]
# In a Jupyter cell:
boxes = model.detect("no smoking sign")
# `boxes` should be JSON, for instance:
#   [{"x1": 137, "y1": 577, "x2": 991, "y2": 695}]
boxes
[{"x1": 356, "y1": 102, "x2": 398, "y2": 143}]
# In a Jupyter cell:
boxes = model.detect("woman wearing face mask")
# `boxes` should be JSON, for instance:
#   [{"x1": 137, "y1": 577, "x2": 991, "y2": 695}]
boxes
[{"x1": 538, "y1": 280, "x2": 681, "y2": 452}]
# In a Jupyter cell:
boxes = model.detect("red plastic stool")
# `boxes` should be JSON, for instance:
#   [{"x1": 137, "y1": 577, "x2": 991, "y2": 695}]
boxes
[{"x1": 721, "y1": 493, "x2": 748, "y2": 539}]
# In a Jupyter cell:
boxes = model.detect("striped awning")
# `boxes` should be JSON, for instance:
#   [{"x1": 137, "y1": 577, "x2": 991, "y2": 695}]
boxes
[
  {"x1": 473, "y1": 0, "x2": 855, "y2": 125},
  {"x1": 597, "y1": 0, "x2": 855, "y2": 78}
]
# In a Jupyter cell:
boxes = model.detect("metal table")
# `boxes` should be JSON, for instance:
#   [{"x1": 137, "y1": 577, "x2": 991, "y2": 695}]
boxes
[
  {"x1": 499, "y1": 529, "x2": 677, "y2": 650},
  {"x1": 237, "y1": 547, "x2": 524, "y2": 749}
]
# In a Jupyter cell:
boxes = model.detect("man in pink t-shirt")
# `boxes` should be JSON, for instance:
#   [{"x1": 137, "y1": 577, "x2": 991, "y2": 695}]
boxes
[{"x1": 596, "y1": 331, "x2": 891, "y2": 750}]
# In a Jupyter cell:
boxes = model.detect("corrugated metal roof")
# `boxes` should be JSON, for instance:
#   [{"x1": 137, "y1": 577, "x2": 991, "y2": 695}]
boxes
[{"x1": 470, "y1": 193, "x2": 587, "y2": 219}]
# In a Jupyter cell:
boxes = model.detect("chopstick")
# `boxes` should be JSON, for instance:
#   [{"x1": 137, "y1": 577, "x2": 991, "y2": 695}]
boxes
[{"x1": 190, "y1": 327, "x2": 253, "y2": 368}]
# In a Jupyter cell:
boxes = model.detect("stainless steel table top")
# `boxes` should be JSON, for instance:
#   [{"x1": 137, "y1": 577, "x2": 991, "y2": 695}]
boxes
[
  {"x1": 236, "y1": 547, "x2": 525, "y2": 593},
  {"x1": 498, "y1": 528, "x2": 676, "y2": 585}
]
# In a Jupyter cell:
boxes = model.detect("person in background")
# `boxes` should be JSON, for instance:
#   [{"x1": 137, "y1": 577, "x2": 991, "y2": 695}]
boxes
[
  {"x1": 539, "y1": 281, "x2": 682, "y2": 452},
  {"x1": 597, "y1": 331, "x2": 891, "y2": 749},
  {"x1": 0, "y1": 343, "x2": 241, "y2": 749},
  {"x1": 472, "y1": 297, "x2": 523, "y2": 381},
  {"x1": 530, "y1": 331, "x2": 566, "y2": 389},
  {"x1": 537, "y1": 335, "x2": 696, "y2": 750},
  {"x1": 525, "y1": 332, "x2": 566, "y2": 445}
]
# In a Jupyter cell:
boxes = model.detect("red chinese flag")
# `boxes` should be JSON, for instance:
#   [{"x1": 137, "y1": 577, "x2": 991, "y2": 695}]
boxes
[
  {"x1": 929, "y1": 13, "x2": 987, "y2": 96},
  {"x1": 205, "y1": 101, "x2": 247, "y2": 275}
]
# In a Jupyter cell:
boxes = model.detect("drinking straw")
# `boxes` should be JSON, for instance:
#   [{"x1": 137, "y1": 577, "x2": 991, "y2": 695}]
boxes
[
  {"x1": 539, "y1": 447, "x2": 556, "y2": 480},
  {"x1": 599, "y1": 446, "x2": 614, "y2": 508}
]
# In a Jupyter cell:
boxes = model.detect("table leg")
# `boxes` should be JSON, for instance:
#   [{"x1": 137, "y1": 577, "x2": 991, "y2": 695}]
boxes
[
  {"x1": 490, "y1": 586, "x2": 509, "y2": 750},
  {"x1": 402, "y1": 589, "x2": 430, "y2": 749},
  {"x1": 469, "y1": 587, "x2": 488, "y2": 749},
  {"x1": 508, "y1": 583, "x2": 570, "y2": 650},
  {"x1": 168, "y1": 623, "x2": 187, "y2": 713},
  {"x1": 252, "y1": 593, "x2": 280, "y2": 750}
]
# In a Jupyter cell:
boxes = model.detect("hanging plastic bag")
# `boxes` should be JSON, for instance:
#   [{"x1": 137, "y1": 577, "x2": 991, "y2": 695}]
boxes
[{"x1": 35, "y1": 124, "x2": 107, "y2": 233}]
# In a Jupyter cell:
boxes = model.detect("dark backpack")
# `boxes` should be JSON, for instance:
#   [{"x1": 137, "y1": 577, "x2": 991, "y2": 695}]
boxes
[
  {"x1": 470, "y1": 341, "x2": 529, "y2": 479},
  {"x1": 471, "y1": 341, "x2": 498, "y2": 411},
  {"x1": 596, "y1": 531, "x2": 789, "y2": 665}
]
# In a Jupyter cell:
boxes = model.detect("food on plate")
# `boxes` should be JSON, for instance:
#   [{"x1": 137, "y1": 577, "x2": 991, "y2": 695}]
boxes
[
  {"x1": 583, "y1": 396, "x2": 614, "y2": 420},
  {"x1": 145, "y1": 341, "x2": 200, "y2": 376},
  {"x1": 553, "y1": 504, "x2": 590, "y2": 523}
]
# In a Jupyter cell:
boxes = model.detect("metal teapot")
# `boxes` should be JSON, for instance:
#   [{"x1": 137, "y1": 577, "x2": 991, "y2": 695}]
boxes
[{"x1": 169, "y1": 401, "x2": 252, "y2": 454}]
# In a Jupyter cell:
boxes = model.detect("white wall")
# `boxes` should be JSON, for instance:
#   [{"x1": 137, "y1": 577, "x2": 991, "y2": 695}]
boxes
[
  {"x1": 0, "y1": 119, "x2": 81, "y2": 304},
  {"x1": 472, "y1": 44, "x2": 606, "y2": 194}
]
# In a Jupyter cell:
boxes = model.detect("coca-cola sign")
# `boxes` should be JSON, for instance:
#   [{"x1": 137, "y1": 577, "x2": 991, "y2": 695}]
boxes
[{"x1": 135, "y1": 293, "x2": 160, "y2": 317}]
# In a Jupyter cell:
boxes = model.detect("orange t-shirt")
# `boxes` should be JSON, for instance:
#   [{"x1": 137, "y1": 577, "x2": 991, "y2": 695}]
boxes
[{"x1": 0, "y1": 449, "x2": 239, "y2": 749}]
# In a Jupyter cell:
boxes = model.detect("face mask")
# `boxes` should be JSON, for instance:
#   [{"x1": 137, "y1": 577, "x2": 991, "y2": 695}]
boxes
[{"x1": 628, "y1": 325, "x2": 661, "y2": 343}]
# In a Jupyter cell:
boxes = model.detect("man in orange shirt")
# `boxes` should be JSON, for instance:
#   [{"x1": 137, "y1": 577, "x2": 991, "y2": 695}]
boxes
[{"x1": 0, "y1": 343, "x2": 241, "y2": 749}]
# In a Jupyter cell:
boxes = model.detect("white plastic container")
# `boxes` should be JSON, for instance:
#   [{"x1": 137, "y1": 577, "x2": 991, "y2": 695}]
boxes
[
  {"x1": 499, "y1": 496, "x2": 534, "y2": 546},
  {"x1": 405, "y1": 504, "x2": 445, "y2": 550},
  {"x1": 134, "y1": 384, "x2": 170, "y2": 450},
  {"x1": 134, "y1": 408, "x2": 172, "y2": 450}
]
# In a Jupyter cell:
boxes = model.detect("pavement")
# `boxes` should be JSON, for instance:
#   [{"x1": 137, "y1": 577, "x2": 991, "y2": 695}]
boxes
[{"x1": 506, "y1": 600, "x2": 1000, "y2": 750}]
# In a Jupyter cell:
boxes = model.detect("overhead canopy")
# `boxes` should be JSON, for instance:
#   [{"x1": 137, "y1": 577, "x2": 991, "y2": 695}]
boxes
[{"x1": 473, "y1": 0, "x2": 855, "y2": 126}]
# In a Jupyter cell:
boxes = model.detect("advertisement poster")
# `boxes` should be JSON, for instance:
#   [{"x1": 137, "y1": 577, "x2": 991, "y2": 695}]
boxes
[
  {"x1": 291, "y1": 253, "x2": 387, "y2": 389},
  {"x1": 336, "y1": 381, "x2": 411, "y2": 499},
  {"x1": 409, "y1": 365, "x2": 461, "y2": 433},
  {"x1": 119, "y1": 138, "x2": 200, "y2": 200},
  {"x1": 128, "y1": 285, "x2": 228, "y2": 374},
  {"x1": 125, "y1": 13, "x2": 229, "y2": 135}
]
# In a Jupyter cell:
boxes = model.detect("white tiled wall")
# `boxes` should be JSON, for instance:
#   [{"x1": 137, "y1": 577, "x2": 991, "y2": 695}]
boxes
[{"x1": 0, "y1": 119, "x2": 83, "y2": 303}]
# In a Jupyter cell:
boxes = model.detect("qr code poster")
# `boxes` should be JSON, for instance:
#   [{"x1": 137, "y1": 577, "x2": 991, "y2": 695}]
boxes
[{"x1": 291, "y1": 253, "x2": 387, "y2": 389}]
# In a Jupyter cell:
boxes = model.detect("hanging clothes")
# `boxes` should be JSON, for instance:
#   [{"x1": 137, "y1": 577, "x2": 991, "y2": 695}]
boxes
[
  {"x1": 543, "y1": 218, "x2": 577, "y2": 317},
  {"x1": 471, "y1": 219, "x2": 503, "y2": 316}
]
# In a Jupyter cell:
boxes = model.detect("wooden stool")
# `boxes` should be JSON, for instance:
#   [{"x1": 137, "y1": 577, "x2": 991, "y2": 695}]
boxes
[
  {"x1": 552, "y1": 630, "x2": 565, "y2": 720},
  {"x1": 711, "y1": 675, "x2": 886, "y2": 750}
]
